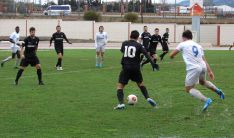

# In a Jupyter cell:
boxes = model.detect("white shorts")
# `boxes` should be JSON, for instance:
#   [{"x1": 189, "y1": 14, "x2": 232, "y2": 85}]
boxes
[
  {"x1": 11, "y1": 46, "x2": 20, "y2": 53},
  {"x1": 96, "y1": 46, "x2": 105, "y2": 52},
  {"x1": 185, "y1": 67, "x2": 206, "y2": 86}
]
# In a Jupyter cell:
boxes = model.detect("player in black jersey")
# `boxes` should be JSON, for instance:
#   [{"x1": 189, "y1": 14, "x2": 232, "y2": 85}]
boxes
[
  {"x1": 50, "y1": 25, "x2": 72, "y2": 71},
  {"x1": 141, "y1": 28, "x2": 162, "y2": 68},
  {"x1": 15, "y1": 27, "x2": 44, "y2": 85},
  {"x1": 160, "y1": 28, "x2": 170, "y2": 60},
  {"x1": 140, "y1": 26, "x2": 151, "y2": 62},
  {"x1": 114, "y1": 30, "x2": 159, "y2": 110}
]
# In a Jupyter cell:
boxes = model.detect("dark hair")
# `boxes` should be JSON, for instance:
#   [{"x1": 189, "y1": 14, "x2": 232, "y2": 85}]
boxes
[
  {"x1": 182, "y1": 30, "x2": 193, "y2": 40},
  {"x1": 99, "y1": 26, "x2": 104, "y2": 29},
  {"x1": 155, "y1": 28, "x2": 159, "y2": 31},
  {"x1": 15, "y1": 26, "x2": 19, "y2": 29},
  {"x1": 166, "y1": 28, "x2": 169, "y2": 30},
  {"x1": 144, "y1": 26, "x2": 147, "y2": 28},
  {"x1": 29, "y1": 27, "x2": 35, "y2": 32},
  {"x1": 130, "y1": 30, "x2": 140, "y2": 39},
  {"x1": 56, "y1": 25, "x2": 61, "y2": 28}
]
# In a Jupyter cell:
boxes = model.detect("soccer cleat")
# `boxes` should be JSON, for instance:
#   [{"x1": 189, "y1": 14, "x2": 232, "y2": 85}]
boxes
[
  {"x1": 147, "y1": 98, "x2": 157, "y2": 107},
  {"x1": 14, "y1": 80, "x2": 18, "y2": 85},
  {"x1": 96, "y1": 64, "x2": 99, "y2": 68},
  {"x1": 39, "y1": 81, "x2": 45, "y2": 85},
  {"x1": 99, "y1": 64, "x2": 103, "y2": 68},
  {"x1": 59, "y1": 67, "x2": 63, "y2": 71},
  {"x1": 202, "y1": 98, "x2": 212, "y2": 112},
  {"x1": 14, "y1": 66, "x2": 19, "y2": 69},
  {"x1": 216, "y1": 89, "x2": 225, "y2": 100},
  {"x1": 114, "y1": 104, "x2": 125, "y2": 110}
]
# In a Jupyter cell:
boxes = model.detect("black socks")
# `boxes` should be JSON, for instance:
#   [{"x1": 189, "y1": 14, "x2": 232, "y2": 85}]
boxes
[
  {"x1": 117, "y1": 89, "x2": 124, "y2": 104},
  {"x1": 139, "y1": 86, "x2": 149, "y2": 99},
  {"x1": 15, "y1": 69, "x2": 24, "y2": 82}
]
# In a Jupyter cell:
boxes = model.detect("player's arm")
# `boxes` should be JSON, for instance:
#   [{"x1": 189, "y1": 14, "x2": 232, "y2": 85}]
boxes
[
  {"x1": 202, "y1": 55, "x2": 215, "y2": 80},
  {"x1": 49, "y1": 34, "x2": 54, "y2": 47},
  {"x1": 104, "y1": 33, "x2": 108, "y2": 45},
  {"x1": 35, "y1": 38, "x2": 39, "y2": 52},
  {"x1": 9, "y1": 34, "x2": 21, "y2": 46},
  {"x1": 20, "y1": 43, "x2": 25, "y2": 59},
  {"x1": 63, "y1": 33, "x2": 72, "y2": 44},
  {"x1": 95, "y1": 33, "x2": 98, "y2": 48},
  {"x1": 169, "y1": 49, "x2": 179, "y2": 59}
]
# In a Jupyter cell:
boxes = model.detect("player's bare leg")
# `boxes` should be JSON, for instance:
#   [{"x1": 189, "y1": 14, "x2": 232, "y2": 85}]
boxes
[
  {"x1": 185, "y1": 85, "x2": 212, "y2": 111},
  {"x1": 114, "y1": 83, "x2": 126, "y2": 109},
  {"x1": 56, "y1": 53, "x2": 63, "y2": 70},
  {"x1": 15, "y1": 51, "x2": 21, "y2": 69},
  {"x1": 199, "y1": 79, "x2": 224, "y2": 99},
  {"x1": 36, "y1": 64, "x2": 44, "y2": 85},
  {"x1": 137, "y1": 82, "x2": 157, "y2": 107}
]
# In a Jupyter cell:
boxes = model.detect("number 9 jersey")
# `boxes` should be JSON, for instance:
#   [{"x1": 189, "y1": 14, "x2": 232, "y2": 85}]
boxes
[
  {"x1": 176, "y1": 40, "x2": 206, "y2": 71},
  {"x1": 120, "y1": 40, "x2": 147, "y2": 70}
]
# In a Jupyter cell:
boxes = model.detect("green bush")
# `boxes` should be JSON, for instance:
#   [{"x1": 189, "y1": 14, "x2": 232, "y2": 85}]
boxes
[
  {"x1": 124, "y1": 12, "x2": 138, "y2": 23},
  {"x1": 83, "y1": 11, "x2": 101, "y2": 22}
]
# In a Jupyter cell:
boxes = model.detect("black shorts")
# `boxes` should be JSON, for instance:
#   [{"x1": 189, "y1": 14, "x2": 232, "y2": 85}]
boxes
[
  {"x1": 55, "y1": 47, "x2": 64, "y2": 55},
  {"x1": 20, "y1": 56, "x2": 40, "y2": 67},
  {"x1": 162, "y1": 43, "x2": 169, "y2": 51},
  {"x1": 12, "y1": 50, "x2": 20, "y2": 59},
  {"x1": 118, "y1": 67, "x2": 143, "y2": 85}
]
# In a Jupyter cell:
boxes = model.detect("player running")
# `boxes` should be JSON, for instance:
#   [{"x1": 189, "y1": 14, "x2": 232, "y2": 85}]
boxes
[
  {"x1": 114, "y1": 30, "x2": 159, "y2": 110},
  {"x1": 160, "y1": 28, "x2": 170, "y2": 61},
  {"x1": 15, "y1": 27, "x2": 44, "y2": 85},
  {"x1": 50, "y1": 25, "x2": 72, "y2": 71},
  {"x1": 1, "y1": 26, "x2": 21, "y2": 68},
  {"x1": 95, "y1": 26, "x2": 108, "y2": 68},
  {"x1": 170, "y1": 30, "x2": 224, "y2": 111},
  {"x1": 141, "y1": 28, "x2": 162, "y2": 67},
  {"x1": 140, "y1": 26, "x2": 151, "y2": 62}
]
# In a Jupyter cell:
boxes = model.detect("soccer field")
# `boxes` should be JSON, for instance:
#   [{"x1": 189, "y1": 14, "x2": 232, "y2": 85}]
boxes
[{"x1": 0, "y1": 49, "x2": 233, "y2": 138}]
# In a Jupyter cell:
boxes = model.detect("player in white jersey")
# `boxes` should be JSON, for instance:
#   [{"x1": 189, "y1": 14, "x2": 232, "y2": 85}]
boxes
[
  {"x1": 1, "y1": 26, "x2": 21, "y2": 68},
  {"x1": 95, "y1": 26, "x2": 108, "y2": 68},
  {"x1": 170, "y1": 30, "x2": 224, "y2": 111}
]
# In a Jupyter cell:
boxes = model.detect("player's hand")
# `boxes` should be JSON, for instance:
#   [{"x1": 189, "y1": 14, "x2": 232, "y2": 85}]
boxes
[
  {"x1": 152, "y1": 63, "x2": 159, "y2": 71},
  {"x1": 208, "y1": 71, "x2": 215, "y2": 80},
  {"x1": 21, "y1": 55, "x2": 25, "y2": 59},
  {"x1": 16, "y1": 43, "x2": 21, "y2": 46}
]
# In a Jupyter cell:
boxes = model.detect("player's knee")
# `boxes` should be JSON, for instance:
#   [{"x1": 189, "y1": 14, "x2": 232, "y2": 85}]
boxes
[
  {"x1": 117, "y1": 83, "x2": 124, "y2": 89},
  {"x1": 199, "y1": 80, "x2": 206, "y2": 85},
  {"x1": 137, "y1": 82, "x2": 144, "y2": 87},
  {"x1": 35, "y1": 64, "x2": 41, "y2": 69},
  {"x1": 185, "y1": 86, "x2": 192, "y2": 93}
]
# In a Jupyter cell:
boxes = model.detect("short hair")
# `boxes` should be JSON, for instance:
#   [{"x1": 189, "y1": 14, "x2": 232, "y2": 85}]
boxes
[
  {"x1": 130, "y1": 30, "x2": 139, "y2": 39},
  {"x1": 166, "y1": 28, "x2": 169, "y2": 30},
  {"x1": 144, "y1": 26, "x2": 147, "y2": 28},
  {"x1": 15, "y1": 26, "x2": 19, "y2": 29},
  {"x1": 155, "y1": 28, "x2": 159, "y2": 31},
  {"x1": 29, "y1": 27, "x2": 35, "y2": 32},
  {"x1": 56, "y1": 25, "x2": 61, "y2": 28},
  {"x1": 182, "y1": 30, "x2": 193, "y2": 40}
]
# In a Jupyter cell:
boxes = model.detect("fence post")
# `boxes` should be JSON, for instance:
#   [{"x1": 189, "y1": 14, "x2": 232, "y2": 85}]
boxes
[
  {"x1": 92, "y1": 21, "x2": 95, "y2": 40},
  {"x1": 174, "y1": 23, "x2": 176, "y2": 43},
  {"x1": 128, "y1": 22, "x2": 131, "y2": 40},
  {"x1": 217, "y1": 25, "x2": 220, "y2": 47},
  {"x1": 25, "y1": 19, "x2": 28, "y2": 37}
]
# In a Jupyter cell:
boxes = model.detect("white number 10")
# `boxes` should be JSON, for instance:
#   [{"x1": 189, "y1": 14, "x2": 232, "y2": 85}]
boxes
[{"x1": 124, "y1": 46, "x2": 136, "y2": 58}]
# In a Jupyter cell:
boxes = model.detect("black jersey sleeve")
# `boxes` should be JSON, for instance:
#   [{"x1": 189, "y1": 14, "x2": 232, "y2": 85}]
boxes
[
  {"x1": 50, "y1": 33, "x2": 55, "y2": 45},
  {"x1": 36, "y1": 37, "x2": 40, "y2": 50},
  {"x1": 120, "y1": 41, "x2": 126, "y2": 53},
  {"x1": 63, "y1": 33, "x2": 70, "y2": 43},
  {"x1": 22, "y1": 37, "x2": 28, "y2": 48}
]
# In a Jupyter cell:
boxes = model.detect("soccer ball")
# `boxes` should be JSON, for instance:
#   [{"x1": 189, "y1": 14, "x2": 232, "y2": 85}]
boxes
[{"x1": 127, "y1": 94, "x2": 138, "y2": 105}]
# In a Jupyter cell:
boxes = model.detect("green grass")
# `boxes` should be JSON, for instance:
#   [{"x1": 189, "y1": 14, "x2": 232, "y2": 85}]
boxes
[{"x1": 0, "y1": 49, "x2": 233, "y2": 138}]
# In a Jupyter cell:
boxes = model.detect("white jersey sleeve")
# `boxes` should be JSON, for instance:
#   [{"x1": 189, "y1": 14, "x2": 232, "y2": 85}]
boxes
[{"x1": 9, "y1": 32, "x2": 20, "y2": 48}]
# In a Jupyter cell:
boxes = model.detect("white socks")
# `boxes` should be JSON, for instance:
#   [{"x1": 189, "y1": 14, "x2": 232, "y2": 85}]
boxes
[
  {"x1": 189, "y1": 88, "x2": 207, "y2": 102},
  {"x1": 15, "y1": 58, "x2": 21, "y2": 67},
  {"x1": 96, "y1": 55, "x2": 100, "y2": 65},
  {"x1": 2, "y1": 56, "x2": 12, "y2": 63},
  {"x1": 203, "y1": 81, "x2": 218, "y2": 91}
]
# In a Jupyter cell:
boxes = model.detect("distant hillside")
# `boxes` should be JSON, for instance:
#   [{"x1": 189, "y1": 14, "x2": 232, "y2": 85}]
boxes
[{"x1": 178, "y1": 0, "x2": 234, "y2": 7}]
